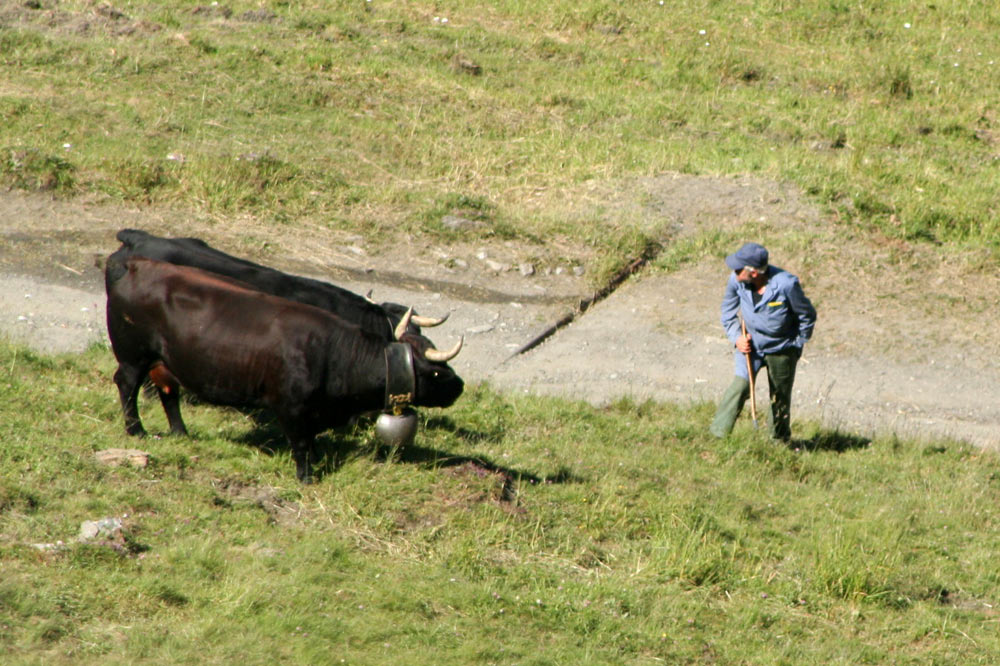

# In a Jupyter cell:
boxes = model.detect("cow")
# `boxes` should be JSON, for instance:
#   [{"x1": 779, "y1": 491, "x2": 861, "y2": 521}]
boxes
[
  {"x1": 105, "y1": 255, "x2": 464, "y2": 483},
  {"x1": 111, "y1": 228, "x2": 447, "y2": 340}
]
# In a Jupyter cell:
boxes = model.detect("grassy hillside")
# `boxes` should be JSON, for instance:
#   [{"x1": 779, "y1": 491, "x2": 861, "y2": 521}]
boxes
[
  {"x1": 2, "y1": 0, "x2": 998, "y2": 254},
  {"x1": 3, "y1": 2, "x2": 1000, "y2": 663},
  {"x1": 2, "y1": 342, "x2": 1000, "y2": 663}
]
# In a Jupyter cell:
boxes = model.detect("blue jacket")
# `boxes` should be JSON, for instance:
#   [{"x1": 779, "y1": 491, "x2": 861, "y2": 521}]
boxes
[{"x1": 721, "y1": 266, "x2": 816, "y2": 376}]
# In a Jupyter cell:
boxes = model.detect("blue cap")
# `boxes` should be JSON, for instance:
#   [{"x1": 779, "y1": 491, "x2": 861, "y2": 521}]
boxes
[{"x1": 725, "y1": 242, "x2": 768, "y2": 271}]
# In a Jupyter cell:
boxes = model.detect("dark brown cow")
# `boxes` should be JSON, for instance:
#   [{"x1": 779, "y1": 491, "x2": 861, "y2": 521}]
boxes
[
  {"x1": 112, "y1": 228, "x2": 447, "y2": 339},
  {"x1": 105, "y1": 256, "x2": 464, "y2": 483}
]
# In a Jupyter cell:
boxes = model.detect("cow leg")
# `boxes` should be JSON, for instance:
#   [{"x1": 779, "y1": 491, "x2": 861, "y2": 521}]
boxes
[
  {"x1": 156, "y1": 388, "x2": 188, "y2": 436},
  {"x1": 276, "y1": 414, "x2": 319, "y2": 483},
  {"x1": 149, "y1": 362, "x2": 188, "y2": 436},
  {"x1": 113, "y1": 363, "x2": 148, "y2": 437},
  {"x1": 291, "y1": 436, "x2": 316, "y2": 484},
  {"x1": 278, "y1": 426, "x2": 315, "y2": 484}
]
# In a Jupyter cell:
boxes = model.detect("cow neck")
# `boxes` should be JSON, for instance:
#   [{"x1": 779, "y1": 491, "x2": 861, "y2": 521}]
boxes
[{"x1": 384, "y1": 342, "x2": 415, "y2": 414}]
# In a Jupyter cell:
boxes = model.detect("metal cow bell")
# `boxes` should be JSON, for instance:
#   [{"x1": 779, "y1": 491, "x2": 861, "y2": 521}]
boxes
[{"x1": 375, "y1": 408, "x2": 418, "y2": 448}]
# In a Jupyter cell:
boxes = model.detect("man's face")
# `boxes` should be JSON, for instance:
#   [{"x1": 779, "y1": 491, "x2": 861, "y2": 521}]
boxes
[{"x1": 734, "y1": 267, "x2": 757, "y2": 283}]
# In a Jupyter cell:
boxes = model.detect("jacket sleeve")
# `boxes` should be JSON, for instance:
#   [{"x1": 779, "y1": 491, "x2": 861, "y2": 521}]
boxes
[
  {"x1": 720, "y1": 276, "x2": 742, "y2": 344},
  {"x1": 786, "y1": 276, "x2": 816, "y2": 345}
]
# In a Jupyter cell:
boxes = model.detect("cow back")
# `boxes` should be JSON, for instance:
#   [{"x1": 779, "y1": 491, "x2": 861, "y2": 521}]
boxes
[{"x1": 115, "y1": 229, "x2": 398, "y2": 339}]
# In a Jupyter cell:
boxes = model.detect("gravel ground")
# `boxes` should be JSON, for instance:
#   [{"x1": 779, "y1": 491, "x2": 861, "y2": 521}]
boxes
[{"x1": 2, "y1": 181, "x2": 997, "y2": 450}]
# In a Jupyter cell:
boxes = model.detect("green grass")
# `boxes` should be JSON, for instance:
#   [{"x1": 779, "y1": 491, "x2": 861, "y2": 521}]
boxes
[
  {"x1": 3, "y1": 2, "x2": 1000, "y2": 662},
  {"x1": 1, "y1": 0, "x2": 998, "y2": 253},
  {"x1": 2, "y1": 340, "x2": 1000, "y2": 663}
]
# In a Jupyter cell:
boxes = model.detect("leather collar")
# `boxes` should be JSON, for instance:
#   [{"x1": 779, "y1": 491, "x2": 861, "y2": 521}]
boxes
[{"x1": 384, "y1": 342, "x2": 415, "y2": 414}]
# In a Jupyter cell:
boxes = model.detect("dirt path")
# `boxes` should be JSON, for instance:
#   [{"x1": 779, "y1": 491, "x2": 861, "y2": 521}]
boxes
[{"x1": 2, "y1": 180, "x2": 997, "y2": 450}]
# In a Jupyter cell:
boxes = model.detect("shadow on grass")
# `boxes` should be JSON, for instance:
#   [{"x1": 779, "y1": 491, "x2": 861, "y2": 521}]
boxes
[
  {"x1": 227, "y1": 413, "x2": 362, "y2": 483},
  {"x1": 227, "y1": 412, "x2": 581, "y2": 491},
  {"x1": 376, "y1": 414, "x2": 584, "y2": 493},
  {"x1": 793, "y1": 429, "x2": 871, "y2": 452}
]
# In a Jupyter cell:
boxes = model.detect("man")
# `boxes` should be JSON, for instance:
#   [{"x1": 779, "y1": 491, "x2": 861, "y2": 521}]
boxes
[{"x1": 709, "y1": 242, "x2": 816, "y2": 442}]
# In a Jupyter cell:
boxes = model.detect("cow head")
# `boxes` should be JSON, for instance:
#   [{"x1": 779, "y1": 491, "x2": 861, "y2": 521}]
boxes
[{"x1": 393, "y1": 308, "x2": 464, "y2": 408}]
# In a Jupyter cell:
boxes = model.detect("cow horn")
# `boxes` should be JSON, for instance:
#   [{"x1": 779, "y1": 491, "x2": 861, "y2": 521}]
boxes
[
  {"x1": 411, "y1": 312, "x2": 449, "y2": 328},
  {"x1": 394, "y1": 307, "x2": 413, "y2": 340},
  {"x1": 424, "y1": 336, "x2": 463, "y2": 362},
  {"x1": 365, "y1": 289, "x2": 376, "y2": 303}
]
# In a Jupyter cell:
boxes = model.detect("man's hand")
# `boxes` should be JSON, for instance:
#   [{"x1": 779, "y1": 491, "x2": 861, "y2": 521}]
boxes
[{"x1": 736, "y1": 333, "x2": 752, "y2": 354}]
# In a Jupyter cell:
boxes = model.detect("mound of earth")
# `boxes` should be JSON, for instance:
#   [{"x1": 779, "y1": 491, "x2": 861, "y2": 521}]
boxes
[{"x1": 1, "y1": 176, "x2": 997, "y2": 450}]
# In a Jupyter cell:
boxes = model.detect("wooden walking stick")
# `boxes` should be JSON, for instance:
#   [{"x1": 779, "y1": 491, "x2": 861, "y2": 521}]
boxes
[{"x1": 740, "y1": 313, "x2": 758, "y2": 429}]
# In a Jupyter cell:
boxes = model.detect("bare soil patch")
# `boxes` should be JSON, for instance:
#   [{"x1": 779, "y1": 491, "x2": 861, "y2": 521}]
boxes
[{"x1": 1, "y1": 177, "x2": 997, "y2": 450}]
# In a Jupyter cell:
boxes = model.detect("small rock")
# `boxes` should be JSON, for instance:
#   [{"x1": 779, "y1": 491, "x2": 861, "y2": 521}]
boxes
[
  {"x1": 484, "y1": 259, "x2": 510, "y2": 272},
  {"x1": 467, "y1": 324, "x2": 495, "y2": 335},
  {"x1": 95, "y1": 448, "x2": 150, "y2": 468},
  {"x1": 79, "y1": 517, "x2": 124, "y2": 542},
  {"x1": 442, "y1": 215, "x2": 485, "y2": 232},
  {"x1": 451, "y1": 258, "x2": 468, "y2": 269},
  {"x1": 572, "y1": 266, "x2": 585, "y2": 277},
  {"x1": 518, "y1": 263, "x2": 535, "y2": 277},
  {"x1": 452, "y1": 55, "x2": 482, "y2": 76}
]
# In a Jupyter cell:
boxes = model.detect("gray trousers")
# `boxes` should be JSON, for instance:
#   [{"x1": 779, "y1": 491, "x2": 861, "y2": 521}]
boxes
[{"x1": 709, "y1": 347, "x2": 800, "y2": 441}]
